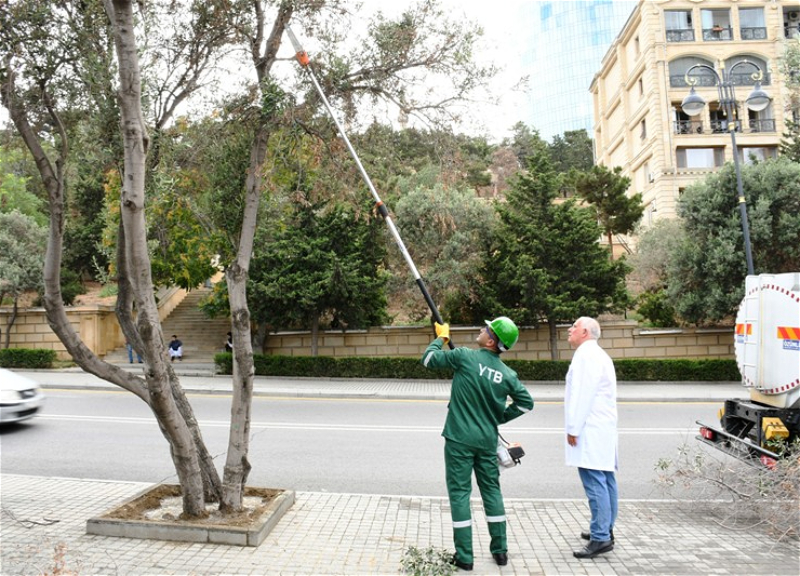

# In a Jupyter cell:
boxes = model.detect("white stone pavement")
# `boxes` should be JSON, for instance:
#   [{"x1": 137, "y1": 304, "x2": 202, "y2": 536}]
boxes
[{"x1": 1, "y1": 474, "x2": 798, "y2": 575}]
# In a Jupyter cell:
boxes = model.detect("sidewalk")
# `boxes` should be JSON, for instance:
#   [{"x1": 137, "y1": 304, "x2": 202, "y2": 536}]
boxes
[
  {"x1": 3, "y1": 368, "x2": 793, "y2": 575},
  {"x1": 18, "y1": 363, "x2": 749, "y2": 403},
  {"x1": 1, "y1": 474, "x2": 797, "y2": 575}
]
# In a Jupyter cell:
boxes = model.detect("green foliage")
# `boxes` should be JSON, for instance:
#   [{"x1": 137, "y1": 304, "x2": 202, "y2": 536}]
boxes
[
  {"x1": 477, "y1": 148, "x2": 630, "y2": 329},
  {"x1": 667, "y1": 158, "x2": 800, "y2": 324},
  {"x1": 635, "y1": 289, "x2": 677, "y2": 327},
  {"x1": 393, "y1": 182, "x2": 496, "y2": 321},
  {"x1": 778, "y1": 38, "x2": 800, "y2": 161},
  {"x1": 0, "y1": 146, "x2": 46, "y2": 225},
  {"x1": 0, "y1": 210, "x2": 46, "y2": 303},
  {"x1": 628, "y1": 219, "x2": 686, "y2": 292},
  {"x1": 574, "y1": 165, "x2": 643, "y2": 240},
  {"x1": 248, "y1": 196, "x2": 389, "y2": 332},
  {"x1": 504, "y1": 122, "x2": 548, "y2": 168},
  {"x1": 59, "y1": 267, "x2": 84, "y2": 306},
  {"x1": 548, "y1": 129, "x2": 594, "y2": 174},
  {"x1": 400, "y1": 546, "x2": 456, "y2": 576},
  {"x1": 0, "y1": 347, "x2": 57, "y2": 368},
  {"x1": 214, "y1": 353, "x2": 739, "y2": 381}
]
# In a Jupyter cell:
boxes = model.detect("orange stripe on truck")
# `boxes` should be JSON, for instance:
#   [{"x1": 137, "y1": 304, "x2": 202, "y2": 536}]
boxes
[
  {"x1": 735, "y1": 323, "x2": 752, "y2": 336},
  {"x1": 777, "y1": 326, "x2": 800, "y2": 340}
]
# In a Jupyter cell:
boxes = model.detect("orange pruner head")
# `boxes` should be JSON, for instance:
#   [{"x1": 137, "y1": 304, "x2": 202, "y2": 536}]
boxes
[{"x1": 295, "y1": 51, "x2": 310, "y2": 67}]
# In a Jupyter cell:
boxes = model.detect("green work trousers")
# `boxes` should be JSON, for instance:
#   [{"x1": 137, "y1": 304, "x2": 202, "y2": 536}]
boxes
[{"x1": 444, "y1": 439, "x2": 507, "y2": 564}]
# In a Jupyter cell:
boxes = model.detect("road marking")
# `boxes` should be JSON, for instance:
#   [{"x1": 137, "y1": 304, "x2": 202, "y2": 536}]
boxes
[{"x1": 37, "y1": 414, "x2": 699, "y2": 435}]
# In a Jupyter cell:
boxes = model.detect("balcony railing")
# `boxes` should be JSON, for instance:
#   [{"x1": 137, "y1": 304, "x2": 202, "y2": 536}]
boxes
[
  {"x1": 666, "y1": 28, "x2": 695, "y2": 42},
  {"x1": 710, "y1": 119, "x2": 740, "y2": 133},
  {"x1": 674, "y1": 120, "x2": 704, "y2": 134},
  {"x1": 749, "y1": 119, "x2": 776, "y2": 133},
  {"x1": 703, "y1": 26, "x2": 733, "y2": 41},
  {"x1": 670, "y1": 71, "x2": 771, "y2": 88},
  {"x1": 740, "y1": 27, "x2": 767, "y2": 40}
]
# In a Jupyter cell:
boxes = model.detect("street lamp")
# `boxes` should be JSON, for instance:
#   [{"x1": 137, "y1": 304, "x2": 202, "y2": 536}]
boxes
[{"x1": 681, "y1": 60, "x2": 771, "y2": 276}]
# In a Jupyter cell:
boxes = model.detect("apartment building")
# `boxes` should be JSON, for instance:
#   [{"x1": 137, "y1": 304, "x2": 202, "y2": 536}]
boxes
[{"x1": 590, "y1": 0, "x2": 798, "y2": 226}]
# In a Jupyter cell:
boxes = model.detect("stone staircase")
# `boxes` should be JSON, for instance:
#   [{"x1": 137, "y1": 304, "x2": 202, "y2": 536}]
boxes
[{"x1": 105, "y1": 288, "x2": 231, "y2": 363}]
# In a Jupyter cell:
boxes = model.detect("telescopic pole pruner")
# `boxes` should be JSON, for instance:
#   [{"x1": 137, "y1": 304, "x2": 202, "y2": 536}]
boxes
[{"x1": 286, "y1": 25, "x2": 454, "y2": 348}]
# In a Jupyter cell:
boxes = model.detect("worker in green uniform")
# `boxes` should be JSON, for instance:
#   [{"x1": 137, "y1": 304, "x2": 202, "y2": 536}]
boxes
[{"x1": 421, "y1": 316, "x2": 534, "y2": 571}]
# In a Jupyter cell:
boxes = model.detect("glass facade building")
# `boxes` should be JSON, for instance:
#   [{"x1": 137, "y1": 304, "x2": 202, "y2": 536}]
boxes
[{"x1": 517, "y1": 1, "x2": 636, "y2": 141}]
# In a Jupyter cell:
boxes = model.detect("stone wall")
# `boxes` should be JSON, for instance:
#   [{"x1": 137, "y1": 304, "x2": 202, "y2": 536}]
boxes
[
  {"x1": 263, "y1": 322, "x2": 735, "y2": 361},
  {"x1": 1, "y1": 306, "x2": 735, "y2": 362}
]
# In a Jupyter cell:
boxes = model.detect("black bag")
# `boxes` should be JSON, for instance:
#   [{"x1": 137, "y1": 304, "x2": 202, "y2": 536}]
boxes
[{"x1": 497, "y1": 432, "x2": 525, "y2": 468}]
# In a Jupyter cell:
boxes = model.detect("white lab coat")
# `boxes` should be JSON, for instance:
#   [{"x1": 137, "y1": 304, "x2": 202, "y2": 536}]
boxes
[{"x1": 564, "y1": 339, "x2": 618, "y2": 471}]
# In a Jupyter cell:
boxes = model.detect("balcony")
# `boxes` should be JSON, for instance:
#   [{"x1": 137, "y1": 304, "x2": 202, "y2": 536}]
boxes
[
  {"x1": 674, "y1": 120, "x2": 704, "y2": 135},
  {"x1": 703, "y1": 26, "x2": 732, "y2": 41},
  {"x1": 691, "y1": 119, "x2": 775, "y2": 134},
  {"x1": 749, "y1": 119, "x2": 776, "y2": 133},
  {"x1": 740, "y1": 27, "x2": 767, "y2": 40},
  {"x1": 666, "y1": 28, "x2": 695, "y2": 42},
  {"x1": 670, "y1": 71, "x2": 771, "y2": 88}
]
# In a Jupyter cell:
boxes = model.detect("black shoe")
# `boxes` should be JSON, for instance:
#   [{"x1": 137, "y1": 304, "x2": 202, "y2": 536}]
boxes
[
  {"x1": 573, "y1": 539, "x2": 614, "y2": 559},
  {"x1": 492, "y1": 552, "x2": 508, "y2": 566},
  {"x1": 449, "y1": 555, "x2": 473, "y2": 571},
  {"x1": 581, "y1": 529, "x2": 614, "y2": 542}
]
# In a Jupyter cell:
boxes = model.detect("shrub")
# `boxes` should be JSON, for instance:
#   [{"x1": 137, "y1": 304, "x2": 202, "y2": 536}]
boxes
[
  {"x1": 214, "y1": 354, "x2": 740, "y2": 382},
  {"x1": 636, "y1": 288, "x2": 677, "y2": 327},
  {"x1": 0, "y1": 348, "x2": 57, "y2": 368}
]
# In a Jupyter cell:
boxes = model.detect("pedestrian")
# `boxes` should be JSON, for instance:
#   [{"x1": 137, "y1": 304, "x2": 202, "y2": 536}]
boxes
[
  {"x1": 565, "y1": 317, "x2": 619, "y2": 559},
  {"x1": 421, "y1": 317, "x2": 533, "y2": 571},
  {"x1": 168, "y1": 335, "x2": 183, "y2": 362},
  {"x1": 224, "y1": 332, "x2": 233, "y2": 353},
  {"x1": 126, "y1": 340, "x2": 143, "y2": 364}
]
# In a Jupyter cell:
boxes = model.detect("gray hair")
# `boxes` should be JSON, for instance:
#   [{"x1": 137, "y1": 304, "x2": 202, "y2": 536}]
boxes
[{"x1": 578, "y1": 317, "x2": 601, "y2": 340}]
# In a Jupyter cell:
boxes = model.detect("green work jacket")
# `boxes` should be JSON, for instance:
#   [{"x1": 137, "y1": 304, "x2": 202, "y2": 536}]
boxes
[{"x1": 422, "y1": 338, "x2": 534, "y2": 451}]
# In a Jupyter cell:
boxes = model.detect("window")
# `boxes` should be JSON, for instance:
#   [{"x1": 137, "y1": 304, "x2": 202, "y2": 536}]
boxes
[
  {"x1": 669, "y1": 56, "x2": 715, "y2": 87},
  {"x1": 634, "y1": 35, "x2": 640, "y2": 56},
  {"x1": 676, "y1": 147, "x2": 724, "y2": 169},
  {"x1": 701, "y1": 9, "x2": 732, "y2": 41},
  {"x1": 665, "y1": 10, "x2": 694, "y2": 42},
  {"x1": 739, "y1": 8, "x2": 766, "y2": 40},
  {"x1": 638, "y1": 78, "x2": 644, "y2": 96},
  {"x1": 640, "y1": 119, "x2": 647, "y2": 140},
  {"x1": 738, "y1": 147, "x2": 777, "y2": 165}
]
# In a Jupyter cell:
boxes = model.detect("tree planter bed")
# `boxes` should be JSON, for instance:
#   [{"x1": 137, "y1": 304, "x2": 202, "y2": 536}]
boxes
[{"x1": 86, "y1": 484, "x2": 295, "y2": 546}]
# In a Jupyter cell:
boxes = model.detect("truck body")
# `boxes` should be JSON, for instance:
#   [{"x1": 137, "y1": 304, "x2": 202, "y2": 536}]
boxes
[{"x1": 697, "y1": 273, "x2": 800, "y2": 465}]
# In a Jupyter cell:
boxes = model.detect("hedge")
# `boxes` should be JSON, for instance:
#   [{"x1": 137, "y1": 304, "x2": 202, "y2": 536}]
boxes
[
  {"x1": 0, "y1": 348, "x2": 57, "y2": 369},
  {"x1": 214, "y1": 353, "x2": 741, "y2": 382}
]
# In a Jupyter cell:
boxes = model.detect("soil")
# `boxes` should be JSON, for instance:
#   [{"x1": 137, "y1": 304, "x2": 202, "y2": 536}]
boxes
[
  {"x1": 102, "y1": 484, "x2": 280, "y2": 527},
  {"x1": 6, "y1": 282, "x2": 116, "y2": 308}
]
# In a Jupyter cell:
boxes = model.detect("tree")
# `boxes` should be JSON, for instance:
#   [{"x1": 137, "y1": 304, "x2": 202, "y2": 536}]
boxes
[
  {"x1": 665, "y1": 158, "x2": 800, "y2": 324},
  {"x1": 248, "y1": 196, "x2": 389, "y2": 355},
  {"x1": 548, "y1": 129, "x2": 594, "y2": 174},
  {"x1": 574, "y1": 165, "x2": 644, "y2": 257},
  {"x1": 503, "y1": 121, "x2": 547, "y2": 169},
  {"x1": 779, "y1": 38, "x2": 800, "y2": 161},
  {"x1": 477, "y1": 148, "x2": 629, "y2": 359},
  {"x1": 0, "y1": 145, "x2": 46, "y2": 225},
  {"x1": 0, "y1": 210, "x2": 46, "y2": 348},
  {"x1": 3, "y1": 0, "x2": 497, "y2": 516},
  {"x1": 393, "y1": 177, "x2": 496, "y2": 323}
]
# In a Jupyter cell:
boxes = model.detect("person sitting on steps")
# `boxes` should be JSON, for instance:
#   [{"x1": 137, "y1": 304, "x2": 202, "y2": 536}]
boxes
[{"x1": 168, "y1": 335, "x2": 183, "y2": 362}]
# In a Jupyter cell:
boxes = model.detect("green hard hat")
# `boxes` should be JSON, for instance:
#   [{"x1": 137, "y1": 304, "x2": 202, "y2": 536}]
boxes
[{"x1": 484, "y1": 316, "x2": 519, "y2": 351}]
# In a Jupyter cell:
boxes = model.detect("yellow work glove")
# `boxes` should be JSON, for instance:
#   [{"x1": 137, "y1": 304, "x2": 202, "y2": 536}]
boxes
[{"x1": 434, "y1": 322, "x2": 450, "y2": 344}]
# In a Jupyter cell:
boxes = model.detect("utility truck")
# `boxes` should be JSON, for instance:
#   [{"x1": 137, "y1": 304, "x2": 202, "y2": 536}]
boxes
[{"x1": 697, "y1": 272, "x2": 800, "y2": 466}]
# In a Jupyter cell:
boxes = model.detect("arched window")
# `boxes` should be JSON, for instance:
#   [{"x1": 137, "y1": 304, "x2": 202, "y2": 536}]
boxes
[
  {"x1": 724, "y1": 55, "x2": 770, "y2": 85},
  {"x1": 669, "y1": 56, "x2": 715, "y2": 87}
]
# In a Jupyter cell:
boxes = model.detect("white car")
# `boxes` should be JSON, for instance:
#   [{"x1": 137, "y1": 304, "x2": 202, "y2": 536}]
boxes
[{"x1": 0, "y1": 368, "x2": 46, "y2": 424}]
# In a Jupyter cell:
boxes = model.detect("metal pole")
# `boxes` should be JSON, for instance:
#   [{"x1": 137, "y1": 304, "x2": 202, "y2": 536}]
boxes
[
  {"x1": 719, "y1": 64, "x2": 756, "y2": 276},
  {"x1": 285, "y1": 26, "x2": 454, "y2": 347}
]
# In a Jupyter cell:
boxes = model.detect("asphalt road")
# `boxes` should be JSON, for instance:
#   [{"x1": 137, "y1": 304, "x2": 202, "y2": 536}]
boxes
[{"x1": 0, "y1": 388, "x2": 723, "y2": 499}]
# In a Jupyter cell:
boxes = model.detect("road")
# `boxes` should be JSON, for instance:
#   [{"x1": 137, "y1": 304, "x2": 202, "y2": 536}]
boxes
[{"x1": 0, "y1": 388, "x2": 723, "y2": 499}]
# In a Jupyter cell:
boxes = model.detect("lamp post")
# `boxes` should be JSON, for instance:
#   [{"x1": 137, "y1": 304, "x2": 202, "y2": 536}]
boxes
[{"x1": 681, "y1": 60, "x2": 771, "y2": 276}]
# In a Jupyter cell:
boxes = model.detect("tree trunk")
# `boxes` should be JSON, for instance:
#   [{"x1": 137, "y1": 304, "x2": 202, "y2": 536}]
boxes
[
  {"x1": 219, "y1": 127, "x2": 270, "y2": 511},
  {"x1": 3, "y1": 297, "x2": 18, "y2": 349},
  {"x1": 107, "y1": 0, "x2": 205, "y2": 517},
  {"x1": 548, "y1": 320, "x2": 560, "y2": 361},
  {"x1": 607, "y1": 231, "x2": 614, "y2": 260},
  {"x1": 311, "y1": 316, "x2": 319, "y2": 357}
]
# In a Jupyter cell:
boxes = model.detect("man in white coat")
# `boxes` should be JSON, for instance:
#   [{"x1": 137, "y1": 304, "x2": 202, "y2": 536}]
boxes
[{"x1": 565, "y1": 317, "x2": 618, "y2": 559}]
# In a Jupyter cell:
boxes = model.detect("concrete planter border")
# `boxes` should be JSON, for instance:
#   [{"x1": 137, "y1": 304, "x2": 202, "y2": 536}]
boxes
[{"x1": 86, "y1": 484, "x2": 295, "y2": 547}]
